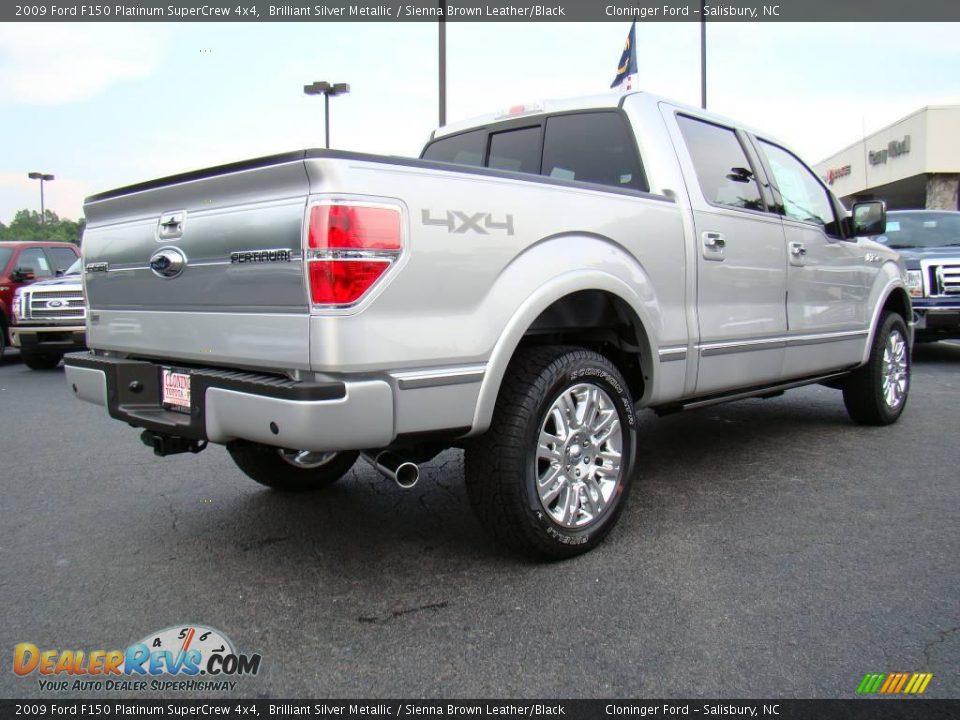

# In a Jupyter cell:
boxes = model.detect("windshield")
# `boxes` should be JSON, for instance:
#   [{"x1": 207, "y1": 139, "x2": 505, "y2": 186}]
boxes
[
  {"x1": 872, "y1": 211, "x2": 960, "y2": 249},
  {"x1": 64, "y1": 259, "x2": 82, "y2": 276}
]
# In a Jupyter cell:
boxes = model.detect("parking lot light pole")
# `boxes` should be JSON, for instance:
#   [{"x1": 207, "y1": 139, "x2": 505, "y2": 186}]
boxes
[
  {"x1": 303, "y1": 81, "x2": 350, "y2": 149},
  {"x1": 28, "y1": 172, "x2": 55, "y2": 225}
]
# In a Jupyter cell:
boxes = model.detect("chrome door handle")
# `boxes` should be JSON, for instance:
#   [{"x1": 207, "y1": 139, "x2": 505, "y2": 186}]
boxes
[
  {"x1": 703, "y1": 232, "x2": 726, "y2": 249},
  {"x1": 790, "y1": 243, "x2": 807, "y2": 256}
]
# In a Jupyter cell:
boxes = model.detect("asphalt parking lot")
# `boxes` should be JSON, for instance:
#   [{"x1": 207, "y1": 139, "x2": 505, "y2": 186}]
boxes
[{"x1": 1, "y1": 344, "x2": 957, "y2": 700}]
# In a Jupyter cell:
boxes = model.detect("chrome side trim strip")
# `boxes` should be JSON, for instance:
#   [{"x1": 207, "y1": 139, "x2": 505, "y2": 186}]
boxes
[
  {"x1": 700, "y1": 338, "x2": 787, "y2": 357},
  {"x1": 392, "y1": 365, "x2": 487, "y2": 391},
  {"x1": 785, "y1": 329, "x2": 868, "y2": 347},
  {"x1": 699, "y1": 329, "x2": 869, "y2": 357},
  {"x1": 658, "y1": 347, "x2": 688, "y2": 362}
]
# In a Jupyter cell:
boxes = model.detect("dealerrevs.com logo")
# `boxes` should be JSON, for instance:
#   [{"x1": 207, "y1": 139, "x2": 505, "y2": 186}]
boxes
[{"x1": 14, "y1": 624, "x2": 262, "y2": 693}]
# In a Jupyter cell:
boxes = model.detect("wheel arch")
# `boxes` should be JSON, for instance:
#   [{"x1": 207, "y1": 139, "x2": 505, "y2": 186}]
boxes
[
  {"x1": 470, "y1": 274, "x2": 657, "y2": 436},
  {"x1": 862, "y1": 277, "x2": 913, "y2": 366}
]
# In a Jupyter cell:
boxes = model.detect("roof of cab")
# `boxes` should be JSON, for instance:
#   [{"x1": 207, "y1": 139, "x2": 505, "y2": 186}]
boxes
[
  {"x1": 430, "y1": 90, "x2": 791, "y2": 151},
  {"x1": 0, "y1": 240, "x2": 78, "y2": 248}
]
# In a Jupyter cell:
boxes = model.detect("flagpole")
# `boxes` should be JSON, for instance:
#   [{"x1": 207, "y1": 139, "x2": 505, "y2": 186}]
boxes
[
  {"x1": 700, "y1": 0, "x2": 707, "y2": 109},
  {"x1": 438, "y1": 3, "x2": 446, "y2": 127}
]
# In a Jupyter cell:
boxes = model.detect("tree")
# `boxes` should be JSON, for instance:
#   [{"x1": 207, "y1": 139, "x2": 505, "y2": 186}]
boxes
[{"x1": 0, "y1": 209, "x2": 85, "y2": 244}]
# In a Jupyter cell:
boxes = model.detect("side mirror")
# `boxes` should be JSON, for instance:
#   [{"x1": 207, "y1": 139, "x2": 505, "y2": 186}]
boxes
[
  {"x1": 11, "y1": 268, "x2": 36, "y2": 283},
  {"x1": 851, "y1": 200, "x2": 886, "y2": 237}
]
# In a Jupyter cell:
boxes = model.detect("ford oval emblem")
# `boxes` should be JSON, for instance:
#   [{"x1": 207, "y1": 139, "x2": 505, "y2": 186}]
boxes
[
  {"x1": 149, "y1": 247, "x2": 187, "y2": 278},
  {"x1": 46, "y1": 299, "x2": 66, "y2": 309}
]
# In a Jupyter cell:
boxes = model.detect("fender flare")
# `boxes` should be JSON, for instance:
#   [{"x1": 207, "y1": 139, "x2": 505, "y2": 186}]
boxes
[
  {"x1": 469, "y1": 270, "x2": 658, "y2": 436},
  {"x1": 862, "y1": 271, "x2": 911, "y2": 365}
]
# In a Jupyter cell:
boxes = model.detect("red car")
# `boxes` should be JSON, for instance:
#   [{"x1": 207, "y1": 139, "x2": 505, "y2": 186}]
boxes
[{"x1": 0, "y1": 241, "x2": 80, "y2": 358}]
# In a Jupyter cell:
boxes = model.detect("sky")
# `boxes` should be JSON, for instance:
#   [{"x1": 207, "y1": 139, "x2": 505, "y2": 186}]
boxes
[{"x1": 1, "y1": 21, "x2": 959, "y2": 224}]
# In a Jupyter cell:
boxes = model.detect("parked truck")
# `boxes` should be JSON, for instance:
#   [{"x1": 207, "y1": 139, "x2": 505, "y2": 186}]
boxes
[
  {"x1": 0, "y1": 241, "x2": 80, "y2": 359},
  {"x1": 65, "y1": 92, "x2": 912, "y2": 558},
  {"x1": 11, "y1": 258, "x2": 87, "y2": 369},
  {"x1": 871, "y1": 209, "x2": 960, "y2": 342}
]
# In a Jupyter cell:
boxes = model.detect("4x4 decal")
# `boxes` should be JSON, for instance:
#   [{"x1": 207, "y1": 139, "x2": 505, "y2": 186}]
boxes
[{"x1": 421, "y1": 209, "x2": 514, "y2": 236}]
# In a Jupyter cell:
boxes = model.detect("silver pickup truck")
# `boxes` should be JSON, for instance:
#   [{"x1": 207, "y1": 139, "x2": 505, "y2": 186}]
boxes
[{"x1": 65, "y1": 92, "x2": 912, "y2": 558}]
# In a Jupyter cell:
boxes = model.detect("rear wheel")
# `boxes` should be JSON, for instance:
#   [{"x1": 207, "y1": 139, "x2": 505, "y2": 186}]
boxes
[
  {"x1": 21, "y1": 352, "x2": 63, "y2": 370},
  {"x1": 842, "y1": 312, "x2": 910, "y2": 425},
  {"x1": 227, "y1": 442, "x2": 358, "y2": 491},
  {"x1": 465, "y1": 346, "x2": 638, "y2": 560}
]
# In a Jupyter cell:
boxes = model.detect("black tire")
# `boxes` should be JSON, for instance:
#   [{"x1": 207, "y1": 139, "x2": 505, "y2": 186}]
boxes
[
  {"x1": 0, "y1": 317, "x2": 7, "y2": 360},
  {"x1": 21, "y1": 352, "x2": 63, "y2": 370},
  {"x1": 842, "y1": 312, "x2": 910, "y2": 425},
  {"x1": 465, "y1": 345, "x2": 638, "y2": 560},
  {"x1": 226, "y1": 442, "x2": 358, "y2": 492}
]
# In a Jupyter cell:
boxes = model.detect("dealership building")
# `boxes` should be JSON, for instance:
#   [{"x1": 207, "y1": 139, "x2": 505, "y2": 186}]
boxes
[{"x1": 813, "y1": 106, "x2": 960, "y2": 211}]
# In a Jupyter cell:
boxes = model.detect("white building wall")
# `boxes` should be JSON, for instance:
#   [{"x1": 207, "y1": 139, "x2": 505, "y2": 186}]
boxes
[{"x1": 813, "y1": 107, "x2": 960, "y2": 199}]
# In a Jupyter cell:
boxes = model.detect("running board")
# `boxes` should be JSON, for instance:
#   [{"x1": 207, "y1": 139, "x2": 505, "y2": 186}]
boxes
[{"x1": 651, "y1": 371, "x2": 852, "y2": 416}]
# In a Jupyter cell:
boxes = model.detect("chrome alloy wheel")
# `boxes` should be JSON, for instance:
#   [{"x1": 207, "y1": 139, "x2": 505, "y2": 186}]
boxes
[
  {"x1": 881, "y1": 330, "x2": 909, "y2": 410},
  {"x1": 536, "y1": 383, "x2": 623, "y2": 529},
  {"x1": 277, "y1": 449, "x2": 338, "y2": 469}
]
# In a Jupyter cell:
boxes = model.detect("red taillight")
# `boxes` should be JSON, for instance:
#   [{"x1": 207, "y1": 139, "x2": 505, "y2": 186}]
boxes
[
  {"x1": 306, "y1": 203, "x2": 402, "y2": 306},
  {"x1": 308, "y1": 260, "x2": 391, "y2": 305},
  {"x1": 308, "y1": 204, "x2": 401, "y2": 251}
]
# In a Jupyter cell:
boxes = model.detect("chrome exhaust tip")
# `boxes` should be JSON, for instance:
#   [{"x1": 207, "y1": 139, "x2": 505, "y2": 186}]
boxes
[{"x1": 360, "y1": 451, "x2": 420, "y2": 489}]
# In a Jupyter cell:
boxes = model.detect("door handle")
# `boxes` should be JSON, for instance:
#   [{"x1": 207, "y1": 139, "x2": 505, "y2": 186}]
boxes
[
  {"x1": 703, "y1": 232, "x2": 726, "y2": 249},
  {"x1": 790, "y1": 243, "x2": 806, "y2": 257}
]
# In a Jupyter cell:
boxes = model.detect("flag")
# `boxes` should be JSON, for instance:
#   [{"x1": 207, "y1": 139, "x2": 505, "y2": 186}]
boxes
[{"x1": 610, "y1": 21, "x2": 638, "y2": 91}]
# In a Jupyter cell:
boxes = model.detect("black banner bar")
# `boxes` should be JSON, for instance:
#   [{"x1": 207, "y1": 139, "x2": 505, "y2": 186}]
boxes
[
  {"x1": 1, "y1": 700, "x2": 959, "y2": 720},
  {"x1": 3, "y1": 0, "x2": 960, "y2": 22}
]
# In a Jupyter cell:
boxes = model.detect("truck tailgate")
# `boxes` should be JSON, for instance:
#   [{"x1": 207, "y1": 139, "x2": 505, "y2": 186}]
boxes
[{"x1": 82, "y1": 153, "x2": 311, "y2": 370}]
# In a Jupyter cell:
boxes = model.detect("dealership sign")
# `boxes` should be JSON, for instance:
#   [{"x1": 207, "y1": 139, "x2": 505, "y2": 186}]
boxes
[
  {"x1": 825, "y1": 164, "x2": 852, "y2": 185},
  {"x1": 869, "y1": 135, "x2": 911, "y2": 166}
]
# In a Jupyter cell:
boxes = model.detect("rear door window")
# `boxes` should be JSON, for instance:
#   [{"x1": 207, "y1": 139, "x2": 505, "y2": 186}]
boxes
[
  {"x1": 541, "y1": 112, "x2": 648, "y2": 191},
  {"x1": 487, "y1": 126, "x2": 541, "y2": 174},
  {"x1": 677, "y1": 114, "x2": 764, "y2": 212},
  {"x1": 421, "y1": 129, "x2": 486, "y2": 167}
]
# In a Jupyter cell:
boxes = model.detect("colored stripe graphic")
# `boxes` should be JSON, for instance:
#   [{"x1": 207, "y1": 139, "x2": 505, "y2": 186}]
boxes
[
  {"x1": 904, "y1": 674, "x2": 920, "y2": 694},
  {"x1": 879, "y1": 674, "x2": 897, "y2": 693},
  {"x1": 892, "y1": 673, "x2": 909, "y2": 693},
  {"x1": 857, "y1": 672, "x2": 932, "y2": 694}
]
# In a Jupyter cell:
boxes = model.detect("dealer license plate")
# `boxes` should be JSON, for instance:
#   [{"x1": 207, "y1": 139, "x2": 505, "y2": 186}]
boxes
[{"x1": 161, "y1": 368, "x2": 191, "y2": 411}]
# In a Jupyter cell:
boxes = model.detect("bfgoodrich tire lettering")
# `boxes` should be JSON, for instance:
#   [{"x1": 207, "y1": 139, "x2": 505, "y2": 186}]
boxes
[
  {"x1": 842, "y1": 312, "x2": 910, "y2": 426},
  {"x1": 465, "y1": 346, "x2": 638, "y2": 560}
]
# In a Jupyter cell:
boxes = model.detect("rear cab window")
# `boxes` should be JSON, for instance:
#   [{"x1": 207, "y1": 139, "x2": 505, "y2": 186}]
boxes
[
  {"x1": 420, "y1": 129, "x2": 486, "y2": 167},
  {"x1": 488, "y1": 126, "x2": 541, "y2": 173},
  {"x1": 421, "y1": 110, "x2": 649, "y2": 193}
]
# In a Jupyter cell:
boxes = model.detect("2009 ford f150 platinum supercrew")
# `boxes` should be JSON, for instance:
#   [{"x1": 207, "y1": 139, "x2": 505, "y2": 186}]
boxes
[{"x1": 65, "y1": 92, "x2": 912, "y2": 559}]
